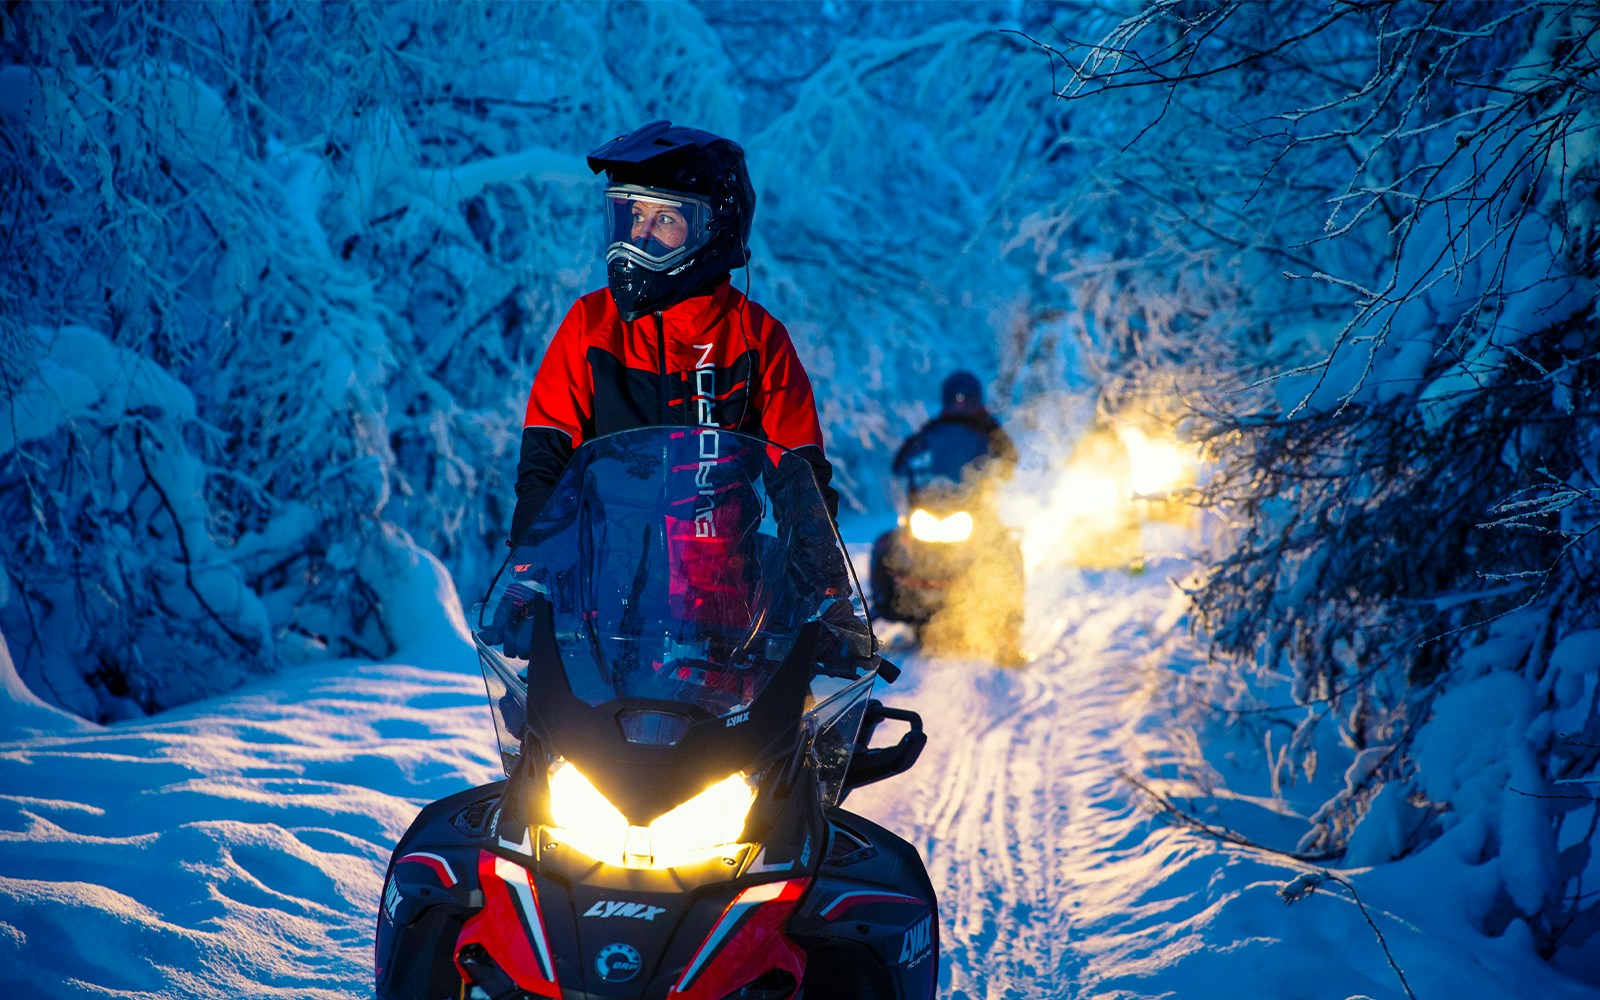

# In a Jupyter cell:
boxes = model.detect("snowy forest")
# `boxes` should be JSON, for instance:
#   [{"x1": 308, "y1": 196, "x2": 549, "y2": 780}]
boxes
[{"x1": 2, "y1": 1, "x2": 1599, "y2": 997}]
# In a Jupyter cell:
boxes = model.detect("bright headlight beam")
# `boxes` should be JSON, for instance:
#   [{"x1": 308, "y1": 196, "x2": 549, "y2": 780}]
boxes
[
  {"x1": 1119, "y1": 426, "x2": 1196, "y2": 496},
  {"x1": 909, "y1": 508, "x2": 974, "y2": 543},
  {"x1": 647, "y1": 772, "x2": 756, "y2": 869},
  {"x1": 547, "y1": 759, "x2": 630, "y2": 865},
  {"x1": 546, "y1": 760, "x2": 755, "y2": 870}
]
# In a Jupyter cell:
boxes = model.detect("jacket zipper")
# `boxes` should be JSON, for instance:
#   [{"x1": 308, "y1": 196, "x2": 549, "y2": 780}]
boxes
[{"x1": 654, "y1": 312, "x2": 670, "y2": 424}]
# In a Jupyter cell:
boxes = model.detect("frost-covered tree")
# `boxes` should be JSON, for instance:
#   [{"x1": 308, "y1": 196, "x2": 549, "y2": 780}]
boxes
[
  {"x1": 0, "y1": 0, "x2": 1077, "y2": 719},
  {"x1": 1026, "y1": 0, "x2": 1600, "y2": 971},
  {"x1": 0, "y1": 1, "x2": 691, "y2": 718}
]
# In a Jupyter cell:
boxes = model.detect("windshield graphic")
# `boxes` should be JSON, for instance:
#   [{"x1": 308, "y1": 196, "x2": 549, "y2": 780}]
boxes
[{"x1": 482, "y1": 427, "x2": 864, "y2": 720}]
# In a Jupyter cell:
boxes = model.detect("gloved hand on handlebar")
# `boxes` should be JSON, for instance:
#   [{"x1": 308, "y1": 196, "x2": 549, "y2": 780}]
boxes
[
  {"x1": 765, "y1": 447, "x2": 855, "y2": 600},
  {"x1": 811, "y1": 596, "x2": 877, "y2": 678},
  {"x1": 490, "y1": 580, "x2": 542, "y2": 660}
]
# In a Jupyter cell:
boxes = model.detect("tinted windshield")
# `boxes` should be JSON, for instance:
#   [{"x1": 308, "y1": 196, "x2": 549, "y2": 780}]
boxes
[{"x1": 481, "y1": 427, "x2": 865, "y2": 719}]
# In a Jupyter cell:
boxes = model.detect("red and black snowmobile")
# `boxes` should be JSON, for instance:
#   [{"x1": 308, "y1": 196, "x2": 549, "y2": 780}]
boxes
[{"x1": 375, "y1": 426, "x2": 938, "y2": 999}]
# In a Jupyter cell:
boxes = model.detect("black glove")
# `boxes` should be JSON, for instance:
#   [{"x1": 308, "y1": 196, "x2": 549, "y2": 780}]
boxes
[
  {"x1": 810, "y1": 597, "x2": 877, "y2": 679},
  {"x1": 491, "y1": 581, "x2": 541, "y2": 660},
  {"x1": 766, "y1": 449, "x2": 852, "y2": 598}
]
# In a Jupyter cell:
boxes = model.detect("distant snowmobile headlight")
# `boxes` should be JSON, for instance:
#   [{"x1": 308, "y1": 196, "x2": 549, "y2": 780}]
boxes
[
  {"x1": 547, "y1": 760, "x2": 756, "y2": 870},
  {"x1": 1118, "y1": 425, "x2": 1197, "y2": 497},
  {"x1": 1058, "y1": 470, "x2": 1126, "y2": 521},
  {"x1": 909, "y1": 508, "x2": 973, "y2": 544}
]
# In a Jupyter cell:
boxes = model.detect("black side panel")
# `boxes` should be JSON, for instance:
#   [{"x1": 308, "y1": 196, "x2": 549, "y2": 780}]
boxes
[
  {"x1": 377, "y1": 905, "x2": 469, "y2": 1000},
  {"x1": 788, "y1": 809, "x2": 939, "y2": 1000},
  {"x1": 375, "y1": 782, "x2": 504, "y2": 1000}
]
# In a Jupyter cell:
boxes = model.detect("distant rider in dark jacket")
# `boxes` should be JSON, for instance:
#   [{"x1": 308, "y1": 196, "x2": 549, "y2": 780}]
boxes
[
  {"x1": 870, "y1": 370, "x2": 1024, "y2": 665},
  {"x1": 890, "y1": 370, "x2": 1016, "y2": 492}
]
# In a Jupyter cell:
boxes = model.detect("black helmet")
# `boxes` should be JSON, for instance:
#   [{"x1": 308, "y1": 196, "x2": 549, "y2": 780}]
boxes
[
  {"x1": 942, "y1": 371, "x2": 983, "y2": 412},
  {"x1": 587, "y1": 120, "x2": 755, "y2": 320}
]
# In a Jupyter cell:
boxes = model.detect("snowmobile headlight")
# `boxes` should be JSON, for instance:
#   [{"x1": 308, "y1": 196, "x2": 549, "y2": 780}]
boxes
[
  {"x1": 547, "y1": 760, "x2": 756, "y2": 870},
  {"x1": 1118, "y1": 425, "x2": 1197, "y2": 497},
  {"x1": 1062, "y1": 470, "x2": 1126, "y2": 520},
  {"x1": 547, "y1": 759, "x2": 630, "y2": 864},
  {"x1": 646, "y1": 773, "x2": 757, "y2": 868},
  {"x1": 909, "y1": 508, "x2": 973, "y2": 544}
]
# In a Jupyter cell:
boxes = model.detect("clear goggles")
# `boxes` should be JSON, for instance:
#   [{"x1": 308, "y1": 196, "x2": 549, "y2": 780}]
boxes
[{"x1": 604, "y1": 184, "x2": 714, "y2": 271}]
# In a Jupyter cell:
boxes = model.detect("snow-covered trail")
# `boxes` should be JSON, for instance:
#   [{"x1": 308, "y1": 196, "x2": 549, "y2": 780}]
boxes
[
  {"x1": 5, "y1": 555, "x2": 1599, "y2": 999},
  {"x1": 849, "y1": 562, "x2": 1600, "y2": 1000},
  {"x1": 848, "y1": 567, "x2": 1177, "y2": 999}
]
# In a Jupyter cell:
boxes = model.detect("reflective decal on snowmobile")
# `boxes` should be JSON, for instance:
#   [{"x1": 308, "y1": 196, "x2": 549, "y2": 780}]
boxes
[
  {"x1": 381, "y1": 876, "x2": 400, "y2": 923},
  {"x1": 595, "y1": 942, "x2": 643, "y2": 983},
  {"x1": 744, "y1": 831, "x2": 812, "y2": 876},
  {"x1": 670, "y1": 878, "x2": 810, "y2": 997},
  {"x1": 497, "y1": 824, "x2": 533, "y2": 857},
  {"x1": 899, "y1": 914, "x2": 933, "y2": 967},
  {"x1": 818, "y1": 889, "x2": 927, "y2": 921},
  {"x1": 394, "y1": 851, "x2": 458, "y2": 887},
  {"x1": 454, "y1": 850, "x2": 559, "y2": 997}
]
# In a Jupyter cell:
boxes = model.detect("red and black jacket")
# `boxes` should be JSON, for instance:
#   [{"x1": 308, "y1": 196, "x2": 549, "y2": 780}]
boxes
[{"x1": 511, "y1": 281, "x2": 837, "y2": 544}]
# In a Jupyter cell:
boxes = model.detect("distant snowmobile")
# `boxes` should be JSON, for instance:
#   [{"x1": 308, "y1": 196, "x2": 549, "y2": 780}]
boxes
[
  {"x1": 869, "y1": 418, "x2": 1026, "y2": 665},
  {"x1": 375, "y1": 426, "x2": 938, "y2": 1000}
]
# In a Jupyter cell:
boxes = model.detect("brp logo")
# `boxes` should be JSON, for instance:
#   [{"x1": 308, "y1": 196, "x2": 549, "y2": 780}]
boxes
[{"x1": 595, "y1": 942, "x2": 642, "y2": 983}]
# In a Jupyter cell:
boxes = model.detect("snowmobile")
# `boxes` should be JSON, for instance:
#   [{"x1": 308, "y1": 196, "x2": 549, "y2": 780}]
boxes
[
  {"x1": 1047, "y1": 416, "x2": 1201, "y2": 572},
  {"x1": 375, "y1": 426, "x2": 938, "y2": 1000},
  {"x1": 868, "y1": 423, "x2": 1025, "y2": 664}
]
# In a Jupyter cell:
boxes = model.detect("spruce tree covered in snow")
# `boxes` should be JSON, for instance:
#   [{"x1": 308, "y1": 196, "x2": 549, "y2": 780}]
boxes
[
  {"x1": 1028, "y1": 0, "x2": 1600, "y2": 971},
  {"x1": 1, "y1": 2, "x2": 606, "y2": 718},
  {"x1": 0, "y1": 1, "x2": 1057, "y2": 719}
]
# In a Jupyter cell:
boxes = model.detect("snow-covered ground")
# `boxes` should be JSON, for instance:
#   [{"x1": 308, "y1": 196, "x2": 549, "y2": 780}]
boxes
[
  {"x1": 858, "y1": 561, "x2": 1599, "y2": 1000},
  {"x1": 1, "y1": 542, "x2": 1593, "y2": 999}
]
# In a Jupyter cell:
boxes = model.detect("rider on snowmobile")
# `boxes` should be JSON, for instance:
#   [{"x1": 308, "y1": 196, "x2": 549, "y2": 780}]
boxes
[
  {"x1": 890, "y1": 371, "x2": 1016, "y2": 493},
  {"x1": 377, "y1": 127, "x2": 926, "y2": 1000},
  {"x1": 511, "y1": 120, "x2": 838, "y2": 545},
  {"x1": 501, "y1": 120, "x2": 856, "y2": 655},
  {"x1": 869, "y1": 370, "x2": 1025, "y2": 663}
]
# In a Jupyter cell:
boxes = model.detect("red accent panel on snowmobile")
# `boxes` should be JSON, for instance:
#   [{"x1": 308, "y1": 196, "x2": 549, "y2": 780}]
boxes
[
  {"x1": 395, "y1": 851, "x2": 458, "y2": 887},
  {"x1": 817, "y1": 889, "x2": 927, "y2": 921},
  {"x1": 669, "y1": 877, "x2": 810, "y2": 998},
  {"x1": 454, "y1": 850, "x2": 561, "y2": 997}
]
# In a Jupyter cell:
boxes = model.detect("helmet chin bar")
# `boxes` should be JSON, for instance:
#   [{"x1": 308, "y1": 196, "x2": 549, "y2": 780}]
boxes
[{"x1": 607, "y1": 253, "x2": 732, "y2": 321}]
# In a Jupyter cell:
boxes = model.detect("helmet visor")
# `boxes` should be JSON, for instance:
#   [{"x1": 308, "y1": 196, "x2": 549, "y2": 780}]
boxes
[{"x1": 604, "y1": 184, "x2": 713, "y2": 272}]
